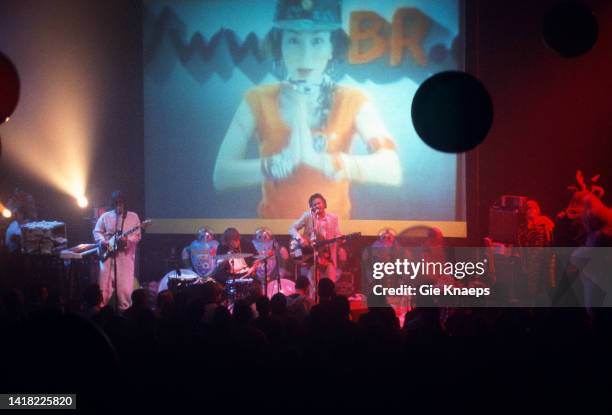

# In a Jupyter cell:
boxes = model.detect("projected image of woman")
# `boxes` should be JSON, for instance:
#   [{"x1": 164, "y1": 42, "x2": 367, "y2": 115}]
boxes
[{"x1": 213, "y1": 0, "x2": 402, "y2": 219}]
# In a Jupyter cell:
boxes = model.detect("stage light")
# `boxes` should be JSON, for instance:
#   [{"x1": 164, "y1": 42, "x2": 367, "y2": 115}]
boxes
[
  {"x1": 2, "y1": 208, "x2": 11, "y2": 218},
  {"x1": 76, "y1": 195, "x2": 89, "y2": 208}
]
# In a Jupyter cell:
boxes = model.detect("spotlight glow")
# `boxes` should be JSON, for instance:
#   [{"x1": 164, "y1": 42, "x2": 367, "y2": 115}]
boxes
[
  {"x1": 2, "y1": 208, "x2": 11, "y2": 218},
  {"x1": 76, "y1": 195, "x2": 89, "y2": 208},
  {"x1": 1, "y1": 50, "x2": 96, "y2": 203}
]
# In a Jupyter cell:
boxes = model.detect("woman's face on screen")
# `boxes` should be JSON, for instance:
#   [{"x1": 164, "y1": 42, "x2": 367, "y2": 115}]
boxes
[{"x1": 281, "y1": 30, "x2": 333, "y2": 84}]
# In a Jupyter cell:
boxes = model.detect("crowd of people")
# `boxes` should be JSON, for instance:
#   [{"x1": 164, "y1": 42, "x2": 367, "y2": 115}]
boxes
[{"x1": 1, "y1": 273, "x2": 611, "y2": 411}]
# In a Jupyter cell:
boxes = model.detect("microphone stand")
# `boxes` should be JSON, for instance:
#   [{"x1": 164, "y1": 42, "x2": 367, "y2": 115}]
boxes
[
  {"x1": 273, "y1": 239, "x2": 282, "y2": 295},
  {"x1": 171, "y1": 247, "x2": 182, "y2": 276},
  {"x1": 310, "y1": 209, "x2": 319, "y2": 303},
  {"x1": 111, "y1": 210, "x2": 125, "y2": 313},
  {"x1": 111, "y1": 239, "x2": 118, "y2": 313},
  {"x1": 168, "y1": 247, "x2": 182, "y2": 292}
]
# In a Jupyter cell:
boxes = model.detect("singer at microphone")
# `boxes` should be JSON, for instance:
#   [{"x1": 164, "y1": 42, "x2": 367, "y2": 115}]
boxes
[
  {"x1": 288, "y1": 193, "x2": 341, "y2": 284},
  {"x1": 93, "y1": 190, "x2": 142, "y2": 310}
]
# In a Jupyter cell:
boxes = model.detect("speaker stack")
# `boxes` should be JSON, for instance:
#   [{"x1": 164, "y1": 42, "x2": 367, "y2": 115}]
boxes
[{"x1": 488, "y1": 195, "x2": 526, "y2": 244}]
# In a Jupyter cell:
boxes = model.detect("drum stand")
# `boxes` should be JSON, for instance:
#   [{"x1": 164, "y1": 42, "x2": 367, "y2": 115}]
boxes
[
  {"x1": 263, "y1": 257, "x2": 268, "y2": 297},
  {"x1": 273, "y1": 240, "x2": 282, "y2": 297},
  {"x1": 275, "y1": 262, "x2": 282, "y2": 297},
  {"x1": 261, "y1": 253, "x2": 277, "y2": 297}
]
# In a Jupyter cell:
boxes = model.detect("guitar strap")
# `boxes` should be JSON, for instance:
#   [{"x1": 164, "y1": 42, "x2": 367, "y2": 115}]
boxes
[
  {"x1": 119, "y1": 211, "x2": 126, "y2": 234},
  {"x1": 116, "y1": 210, "x2": 125, "y2": 251}
]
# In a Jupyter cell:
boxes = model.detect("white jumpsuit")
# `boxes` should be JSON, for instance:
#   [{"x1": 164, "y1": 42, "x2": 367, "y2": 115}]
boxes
[{"x1": 93, "y1": 210, "x2": 141, "y2": 310}]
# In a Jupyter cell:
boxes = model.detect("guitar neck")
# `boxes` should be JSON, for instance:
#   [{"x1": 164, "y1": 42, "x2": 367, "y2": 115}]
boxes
[
  {"x1": 318, "y1": 236, "x2": 342, "y2": 245},
  {"x1": 121, "y1": 225, "x2": 140, "y2": 238},
  {"x1": 315, "y1": 232, "x2": 360, "y2": 247},
  {"x1": 118, "y1": 220, "x2": 150, "y2": 238}
]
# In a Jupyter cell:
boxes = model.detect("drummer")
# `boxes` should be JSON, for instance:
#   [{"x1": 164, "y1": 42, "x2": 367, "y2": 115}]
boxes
[
  {"x1": 251, "y1": 227, "x2": 290, "y2": 285},
  {"x1": 372, "y1": 227, "x2": 398, "y2": 248},
  {"x1": 181, "y1": 226, "x2": 219, "y2": 277},
  {"x1": 213, "y1": 227, "x2": 258, "y2": 285}
]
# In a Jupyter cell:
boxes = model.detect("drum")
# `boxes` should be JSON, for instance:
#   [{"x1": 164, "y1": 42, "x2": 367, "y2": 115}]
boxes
[
  {"x1": 158, "y1": 269, "x2": 200, "y2": 293},
  {"x1": 225, "y1": 277, "x2": 255, "y2": 303},
  {"x1": 266, "y1": 278, "x2": 296, "y2": 298}
]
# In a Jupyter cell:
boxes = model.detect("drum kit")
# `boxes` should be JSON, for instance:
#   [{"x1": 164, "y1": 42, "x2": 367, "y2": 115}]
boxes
[
  {"x1": 158, "y1": 268, "x2": 211, "y2": 293},
  {"x1": 159, "y1": 252, "x2": 295, "y2": 304}
]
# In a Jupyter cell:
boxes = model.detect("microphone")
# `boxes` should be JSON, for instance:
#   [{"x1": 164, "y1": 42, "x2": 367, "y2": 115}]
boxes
[{"x1": 289, "y1": 79, "x2": 311, "y2": 94}]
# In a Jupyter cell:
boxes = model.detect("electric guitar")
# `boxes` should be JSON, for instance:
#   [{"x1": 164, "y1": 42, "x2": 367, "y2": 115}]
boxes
[
  {"x1": 98, "y1": 219, "x2": 152, "y2": 261},
  {"x1": 290, "y1": 232, "x2": 361, "y2": 265}
]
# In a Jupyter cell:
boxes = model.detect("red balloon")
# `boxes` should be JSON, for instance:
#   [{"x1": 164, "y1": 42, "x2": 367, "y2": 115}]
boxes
[{"x1": 0, "y1": 52, "x2": 20, "y2": 124}]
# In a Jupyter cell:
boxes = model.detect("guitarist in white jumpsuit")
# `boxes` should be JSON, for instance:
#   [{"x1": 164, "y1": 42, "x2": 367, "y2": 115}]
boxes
[{"x1": 93, "y1": 191, "x2": 141, "y2": 310}]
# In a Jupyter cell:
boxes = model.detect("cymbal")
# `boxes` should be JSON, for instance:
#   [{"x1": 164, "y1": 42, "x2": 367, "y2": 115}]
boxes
[{"x1": 215, "y1": 252, "x2": 253, "y2": 261}]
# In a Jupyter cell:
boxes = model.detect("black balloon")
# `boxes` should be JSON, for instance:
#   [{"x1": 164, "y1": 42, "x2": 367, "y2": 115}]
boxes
[
  {"x1": 0, "y1": 52, "x2": 20, "y2": 124},
  {"x1": 542, "y1": 1, "x2": 598, "y2": 57},
  {"x1": 411, "y1": 71, "x2": 493, "y2": 153}
]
